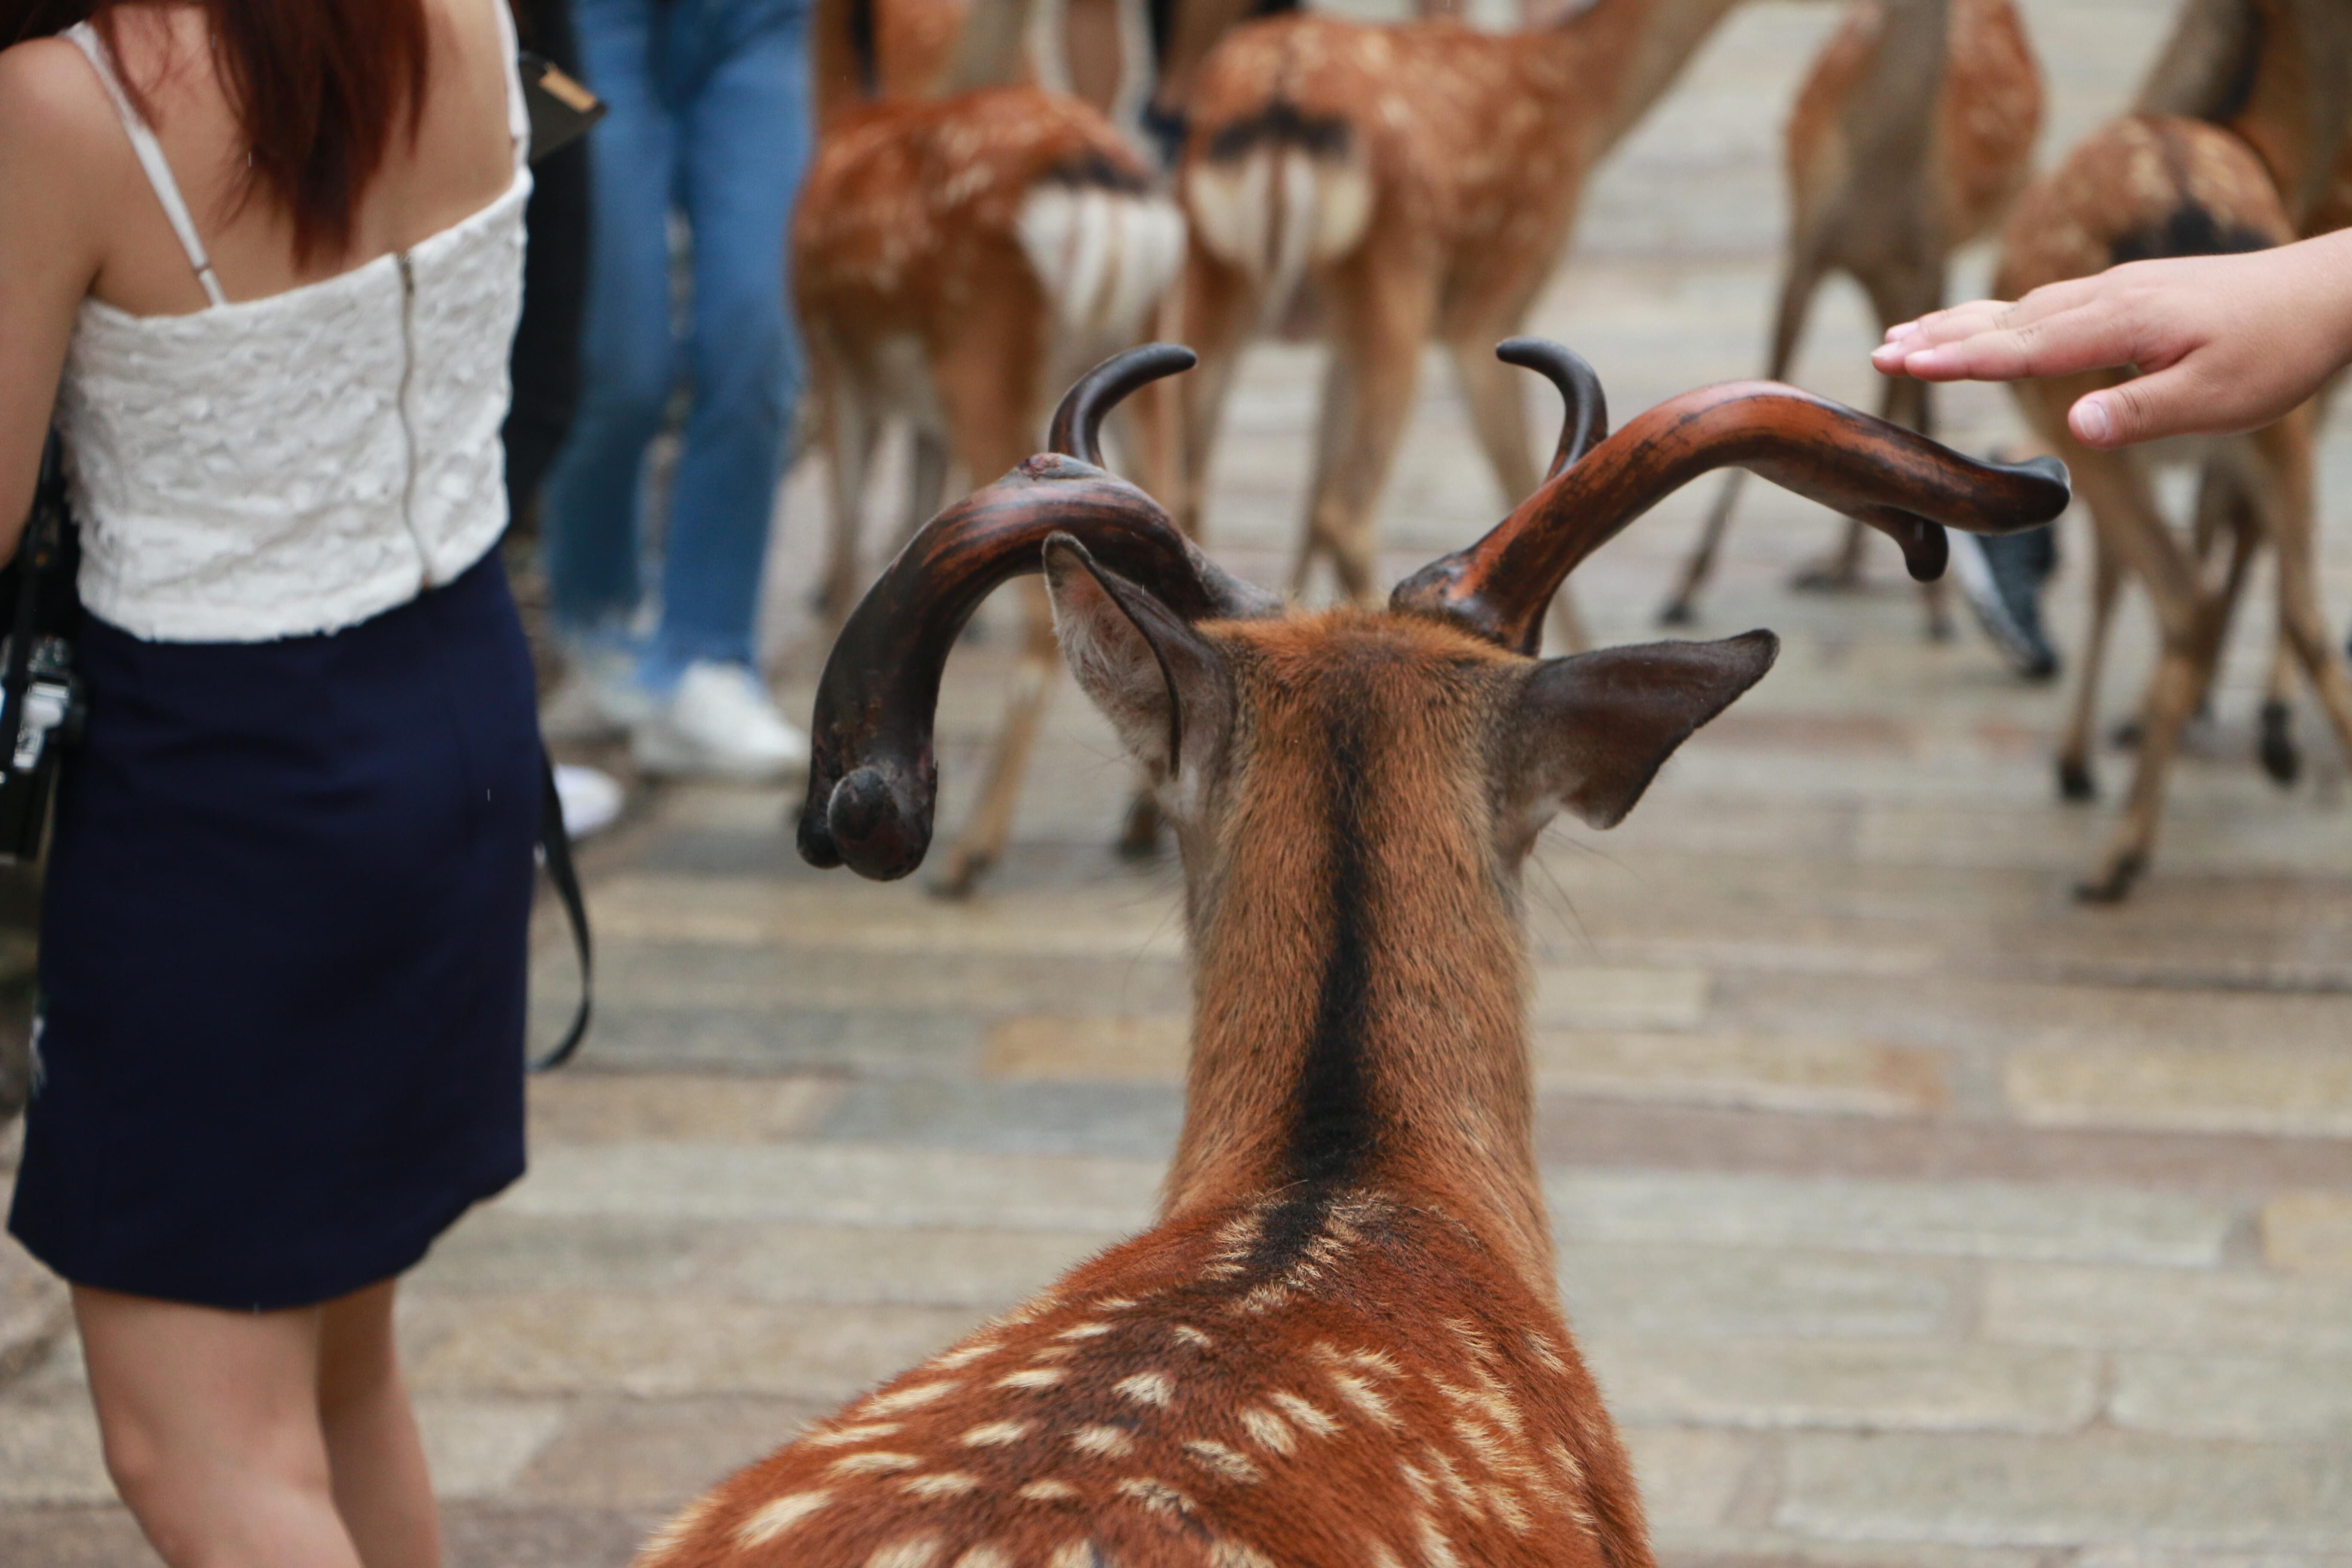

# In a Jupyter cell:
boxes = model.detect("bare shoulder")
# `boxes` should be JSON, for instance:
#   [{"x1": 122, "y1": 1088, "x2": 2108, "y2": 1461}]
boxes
[{"x1": 0, "y1": 35, "x2": 118, "y2": 152}]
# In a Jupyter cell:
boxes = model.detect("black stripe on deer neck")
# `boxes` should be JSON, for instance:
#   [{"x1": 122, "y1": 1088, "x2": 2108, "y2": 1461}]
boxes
[{"x1": 1281, "y1": 705, "x2": 1377, "y2": 1189}]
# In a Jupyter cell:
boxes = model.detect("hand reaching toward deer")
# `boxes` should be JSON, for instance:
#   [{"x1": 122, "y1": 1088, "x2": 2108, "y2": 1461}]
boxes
[{"x1": 1872, "y1": 227, "x2": 2352, "y2": 448}]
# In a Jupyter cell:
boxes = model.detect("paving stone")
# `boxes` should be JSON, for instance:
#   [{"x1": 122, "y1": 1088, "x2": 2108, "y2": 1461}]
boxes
[
  {"x1": 0, "y1": 1505, "x2": 147, "y2": 1568},
  {"x1": 1983, "y1": 1262, "x2": 2352, "y2": 1353},
  {"x1": 982, "y1": 1014, "x2": 1189, "y2": 1082},
  {"x1": 1544, "y1": 1172, "x2": 2236, "y2": 1265},
  {"x1": 407, "y1": 1294, "x2": 983, "y2": 1401},
  {"x1": 705, "y1": 1223, "x2": 1119, "y2": 1307},
  {"x1": 510, "y1": 1396, "x2": 828, "y2": 1509},
  {"x1": 504, "y1": 1142, "x2": 1162, "y2": 1230},
  {"x1": 1534, "y1": 966, "x2": 1712, "y2": 1030},
  {"x1": 2073, "y1": 1550, "x2": 2352, "y2": 1568},
  {"x1": 1532, "y1": 1098, "x2": 2352, "y2": 1189},
  {"x1": 530, "y1": 1073, "x2": 842, "y2": 1143},
  {"x1": 0, "y1": 1397, "x2": 109, "y2": 1504},
  {"x1": 2109, "y1": 1350, "x2": 2352, "y2": 1442},
  {"x1": 2003, "y1": 1042, "x2": 2352, "y2": 1139},
  {"x1": 582, "y1": 941, "x2": 1192, "y2": 1018},
  {"x1": 2263, "y1": 1192, "x2": 2352, "y2": 1274},
  {"x1": 814, "y1": 1079, "x2": 1185, "y2": 1157},
  {"x1": 0, "y1": 1185, "x2": 67, "y2": 1384},
  {"x1": 1622, "y1": 1426, "x2": 1754, "y2": 1531},
  {"x1": 410, "y1": 1210, "x2": 720, "y2": 1295},
  {"x1": 1654, "y1": 1535, "x2": 2050, "y2": 1568},
  {"x1": 415, "y1": 1397, "x2": 571, "y2": 1500},
  {"x1": 441, "y1": 1503, "x2": 652, "y2": 1568},
  {"x1": 1533, "y1": 1031, "x2": 1946, "y2": 1116},
  {"x1": 1776, "y1": 1431, "x2": 2352, "y2": 1549},
  {"x1": 567, "y1": 1004, "x2": 984, "y2": 1079},
  {"x1": 1556, "y1": 1244, "x2": 1957, "y2": 1339},
  {"x1": 1588, "y1": 1339, "x2": 2099, "y2": 1433}
]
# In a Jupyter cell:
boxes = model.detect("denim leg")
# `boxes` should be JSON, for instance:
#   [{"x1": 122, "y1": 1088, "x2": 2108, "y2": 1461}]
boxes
[
  {"x1": 539, "y1": 0, "x2": 681, "y2": 640},
  {"x1": 646, "y1": 0, "x2": 813, "y2": 677}
]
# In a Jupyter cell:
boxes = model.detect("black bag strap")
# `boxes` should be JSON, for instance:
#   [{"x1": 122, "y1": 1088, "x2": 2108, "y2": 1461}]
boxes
[{"x1": 529, "y1": 750, "x2": 593, "y2": 1072}]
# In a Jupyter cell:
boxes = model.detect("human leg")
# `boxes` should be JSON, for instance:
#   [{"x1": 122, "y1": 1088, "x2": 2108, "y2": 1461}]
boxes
[
  {"x1": 75, "y1": 1285, "x2": 365, "y2": 1568},
  {"x1": 655, "y1": 0, "x2": 815, "y2": 679},
  {"x1": 318, "y1": 1280, "x2": 441, "y2": 1568},
  {"x1": 539, "y1": 0, "x2": 680, "y2": 642}
]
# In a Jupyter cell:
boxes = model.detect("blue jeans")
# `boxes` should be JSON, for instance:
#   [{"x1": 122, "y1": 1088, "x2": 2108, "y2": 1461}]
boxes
[{"x1": 542, "y1": 0, "x2": 812, "y2": 686}]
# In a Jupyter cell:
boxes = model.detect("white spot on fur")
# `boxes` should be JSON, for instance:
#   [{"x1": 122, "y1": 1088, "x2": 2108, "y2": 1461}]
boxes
[
  {"x1": 1524, "y1": 1331, "x2": 1569, "y2": 1375},
  {"x1": 960, "y1": 1420, "x2": 1031, "y2": 1448},
  {"x1": 1325, "y1": 1368, "x2": 1402, "y2": 1428},
  {"x1": 869, "y1": 1381, "x2": 958, "y2": 1415},
  {"x1": 1182, "y1": 1439, "x2": 1262, "y2": 1484},
  {"x1": 865, "y1": 1536, "x2": 943, "y2": 1568},
  {"x1": 1057, "y1": 1322, "x2": 1115, "y2": 1341},
  {"x1": 953, "y1": 1545, "x2": 1013, "y2": 1568},
  {"x1": 1416, "y1": 1513, "x2": 1464, "y2": 1568},
  {"x1": 902, "y1": 1472, "x2": 981, "y2": 1498},
  {"x1": 933, "y1": 1338, "x2": 1001, "y2": 1371},
  {"x1": 1070, "y1": 1425, "x2": 1135, "y2": 1458},
  {"x1": 1268, "y1": 1391, "x2": 1340, "y2": 1437},
  {"x1": 1170, "y1": 1324, "x2": 1214, "y2": 1349},
  {"x1": 1209, "y1": 1540, "x2": 1277, "y2": 1568},
  {"x1": 998, "y1": 1367, "x2": 1066, "y2": 1390},
  {"x1": 734, "y1": 1491, "x2": 833, "y2": 1547},
  {"x1": 1115, "y1": 1476, "x2": 1196, "y2": 1516},
  {"x1": 1236, "y1": 1283, "x2": 1292, "y2": 1315},
  {"x1": 1239, "y1": 1406, "x2": 1295, "y2": 1456},
  {"x1": 832, "y1": 1451, "x2": 925, "y2": 1475},
  {"x1": 805, "y1": 1421, "x2": 902, "y2": 1448},
  {"x1": 1115, "y1": 1372, "x2": 1173, "y2": 1407},
  {"x1": 634, "y1": 1493, "x2": 716, "y2": 1561},
  {"x1": 1368, "y1": 1542, "x2": 1405, "y2": 1568},
  {"x1": 1095, "y1": 1295, "x2": 1140, "y2": 1311},
  {"x1": 1021, "y1": 1479, "x2": 1083, "y2": 1503},
  {"x1": 1045, "y1": 1542, "x2": 1098, "y2": 1568}
]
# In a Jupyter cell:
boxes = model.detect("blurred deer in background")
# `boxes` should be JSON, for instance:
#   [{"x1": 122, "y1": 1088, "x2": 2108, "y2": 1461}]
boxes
[
  {"x1": 628, "y1": 345, "x2": 2066, "y2": 1568},
  {"x1": 1659, "y1": 0, "x2": 2041, "y2": 632},
  {"x1": 797, "y1": 0, "x2": 1186, "y2": 894},
  {"x1": 1159, "y1": 0, "x2": 1752, "y2": 641},
  {"x1": 1997, "y1": 0, "x2": 2352, "y2": 901}
]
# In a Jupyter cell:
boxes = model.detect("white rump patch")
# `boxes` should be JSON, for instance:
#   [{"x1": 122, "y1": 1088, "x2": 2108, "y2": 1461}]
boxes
[
  {"x1": 734, "y1": 1490, "x2": 833, "y2": 1548},
  {"x1": 1016, "y1": 184, "x2": 1187, "y2": 348},
  {"x1": 1184, "y1": 143, "x2": 1373, "y2": 325}
]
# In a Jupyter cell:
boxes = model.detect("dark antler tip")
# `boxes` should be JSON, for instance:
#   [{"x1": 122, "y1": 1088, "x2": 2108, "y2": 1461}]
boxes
[
  {"x1": 1900, "y1": 519, "x2": 1951, "y2": 582},
  {"x1": 827, "y1": 767, "x2": 927, "y2": 881},
  {"x1": 795, "y1": 799, "x2": 843, "y2": 868}
]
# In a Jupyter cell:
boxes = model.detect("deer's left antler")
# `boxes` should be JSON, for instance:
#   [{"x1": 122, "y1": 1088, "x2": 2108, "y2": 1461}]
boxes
[{"x1": 1393, "y1": 363, "x2": 2070, "y2": 655}]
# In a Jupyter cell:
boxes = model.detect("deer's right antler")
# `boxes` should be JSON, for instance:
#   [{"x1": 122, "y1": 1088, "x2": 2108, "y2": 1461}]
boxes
[
  {"x1": 1393, "y1": 369, "x2": 2071, "y2": 655},
  {"x1": 798, "y1": 346, "x2": 1278, "y2": 882}
]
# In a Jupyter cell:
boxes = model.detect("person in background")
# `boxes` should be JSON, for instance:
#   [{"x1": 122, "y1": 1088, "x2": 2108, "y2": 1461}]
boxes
[
  {"x1": 0, "y1": 0, "x2": 542, "y2": 1562},
  {"x1": 540, "y1": 0, "x2": 814, "y2": 779}
]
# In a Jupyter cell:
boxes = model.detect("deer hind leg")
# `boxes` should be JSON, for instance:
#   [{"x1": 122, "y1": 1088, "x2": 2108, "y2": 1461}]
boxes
[
  {"x1": 1167, "y1": 244, "x2": 1261, "y2": 545},
  {"x1": 894, "y1": 426, "x2": 952, "y2": 556},
  {"x1": 815, "y1": 351, "x2": 882, "y2": 623},
  {"x1": 1301, "y1": 259, "x2": 1437, "y2": 605},
  {"x1": 2253, "y1": 409, "x2": 2352, "y2": 781},
  {"x1": 1668, "y1": 247, "x2": 1831, "y2": 624},
  {"x1": 2057, "y1": 518, "x2": 2122, "y2": 801}
]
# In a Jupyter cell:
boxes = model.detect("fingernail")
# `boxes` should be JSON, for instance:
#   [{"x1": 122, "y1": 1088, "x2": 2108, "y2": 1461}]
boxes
[{"x1": 2073, "y1": 398, "x2": 2112, "y2": 444}]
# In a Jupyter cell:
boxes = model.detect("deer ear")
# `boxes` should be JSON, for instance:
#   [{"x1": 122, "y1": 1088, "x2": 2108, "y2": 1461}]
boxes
[
  {"x1": 1042, "y1": 533, "x2": 1234, "y2": 781},
  {"x1": 1508, "y1": 631, "x2": 1778, "y2": 831}
]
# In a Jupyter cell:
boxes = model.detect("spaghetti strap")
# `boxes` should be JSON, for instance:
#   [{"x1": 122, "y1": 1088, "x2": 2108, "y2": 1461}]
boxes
[
  {"x1": 63, "y1": 23, "x2": 228, "y2": 309},
  {"x1": 488, "y1": 0, "x2": 531, "y2": 170}
]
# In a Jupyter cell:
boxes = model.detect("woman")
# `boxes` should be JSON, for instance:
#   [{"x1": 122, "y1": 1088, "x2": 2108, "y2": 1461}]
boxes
[{"x1": 0, "y1": 2, "x2": 539, "y2": 1562}]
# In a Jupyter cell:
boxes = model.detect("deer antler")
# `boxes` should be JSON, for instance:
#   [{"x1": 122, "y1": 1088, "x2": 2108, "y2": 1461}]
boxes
[
  {"x1": 798, "y1": 346, "x2": 1278, "y2": 881},
  {"x1": 1393, "y1": 369, "x2": 2071, "y2": 654},
  {"x1": 1497, "y1": 338, "x2": 1608, "y2": 479}
]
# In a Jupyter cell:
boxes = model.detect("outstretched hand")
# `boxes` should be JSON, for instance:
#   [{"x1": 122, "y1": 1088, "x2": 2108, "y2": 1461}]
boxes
[{"x1": 1870, "y1": 229, "x2": 2352, "y2": 449}]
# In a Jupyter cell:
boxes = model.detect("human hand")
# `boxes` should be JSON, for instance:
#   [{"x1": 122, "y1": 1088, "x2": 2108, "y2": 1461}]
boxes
[{"x1": 1870, "y1": 229, "x2": 2352, "y2": 449}]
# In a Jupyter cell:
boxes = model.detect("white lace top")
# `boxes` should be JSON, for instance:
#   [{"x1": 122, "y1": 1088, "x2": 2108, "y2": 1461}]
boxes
[{"x1": 52, "y1": 10, "x2": 532, "y2": 643}]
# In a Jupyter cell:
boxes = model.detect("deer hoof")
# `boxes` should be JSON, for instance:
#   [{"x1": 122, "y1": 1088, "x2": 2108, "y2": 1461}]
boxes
[
  {"x1": 2056, "y1": 758, "x2": 2096, "y2": 802},
  {"x1": 2073, "y1": 851, "x2": 2146, "y2": 904},
  {"x1": 1657, "y1": 597, "x2": 1697, "y2": 628},
  {"x1": 2259, "y1": 699, "x2": 2300, "y2": 787},
  {"x1": 929, "y1": 850, "x2": 989, "y2": 901}
]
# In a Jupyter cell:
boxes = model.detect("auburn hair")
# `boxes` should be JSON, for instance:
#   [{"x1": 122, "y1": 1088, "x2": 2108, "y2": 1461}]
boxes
[{"x1": 4, "y1": 0, "x2": 433, "y2": 263}]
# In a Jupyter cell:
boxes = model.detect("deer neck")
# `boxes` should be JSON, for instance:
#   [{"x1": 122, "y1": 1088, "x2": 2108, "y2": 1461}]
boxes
[
  {"x1": 940, "y1": 0, "x2": 1054, "y2": 94},
  {"x1": 1531, "y1": 0, "x2": 1745, "y2": 162},
  {"x1": 1160, "y1": 646, "x2": 1553, "y2": 1298}
]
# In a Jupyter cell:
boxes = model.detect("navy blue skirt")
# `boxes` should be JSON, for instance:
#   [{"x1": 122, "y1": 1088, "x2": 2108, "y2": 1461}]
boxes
[{"x1": 6, "y1": 551, "x2": 539, "y2": 1311}]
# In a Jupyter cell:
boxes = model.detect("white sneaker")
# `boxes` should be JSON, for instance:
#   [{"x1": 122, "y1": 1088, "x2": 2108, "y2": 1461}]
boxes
[
  {"x1": 631, "y1": 661, "x2": 810, "y2": 781},
  {"x1": 551, "y1": 763, "x2": 625, "y2": 839},
  {"x1": 541, "y1": 643, "x2": 660, "y2": 742}
]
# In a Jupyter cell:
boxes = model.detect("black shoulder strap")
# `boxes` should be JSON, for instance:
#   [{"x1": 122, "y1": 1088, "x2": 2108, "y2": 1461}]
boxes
[{"x1": 529, "y1": 750, "x2": 593, "y2": 1072}]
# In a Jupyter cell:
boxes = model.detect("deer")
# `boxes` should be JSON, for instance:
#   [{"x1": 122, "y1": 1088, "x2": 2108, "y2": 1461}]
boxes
[
  {"x1": 631, "y1": 343, "x2": 2067, "y2": 1568},
  {"x1": 1657, "y1": 0, "x2": 2042, "y2": 633},
  {"x1": 1991, "y1": 0, "x2": 2352, "y2": 901},
  {"x1": 1152, "y1": 0, "x2": 1750, "y2": 640},
  {"x1": 796, "y1": 0, "x2": 1187, "y2": 895}
]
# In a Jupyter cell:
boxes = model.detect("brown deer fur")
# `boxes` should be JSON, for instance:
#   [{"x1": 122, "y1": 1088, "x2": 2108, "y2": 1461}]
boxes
[
  {"x1": 1994, "y1": 0, "x2": 2352, "y2": 901},
  {"x1": 1159, "y1": 0, "x2": 1743, "y2": 620},
  {"x1": 1660, "y1": 0, "x2": 2041, "y2": 628}
]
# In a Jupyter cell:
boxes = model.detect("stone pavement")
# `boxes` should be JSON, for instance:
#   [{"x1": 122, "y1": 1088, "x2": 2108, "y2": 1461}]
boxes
[{"x1": 7, "y1": 0, "x2": 2352, "y2": 1562}]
